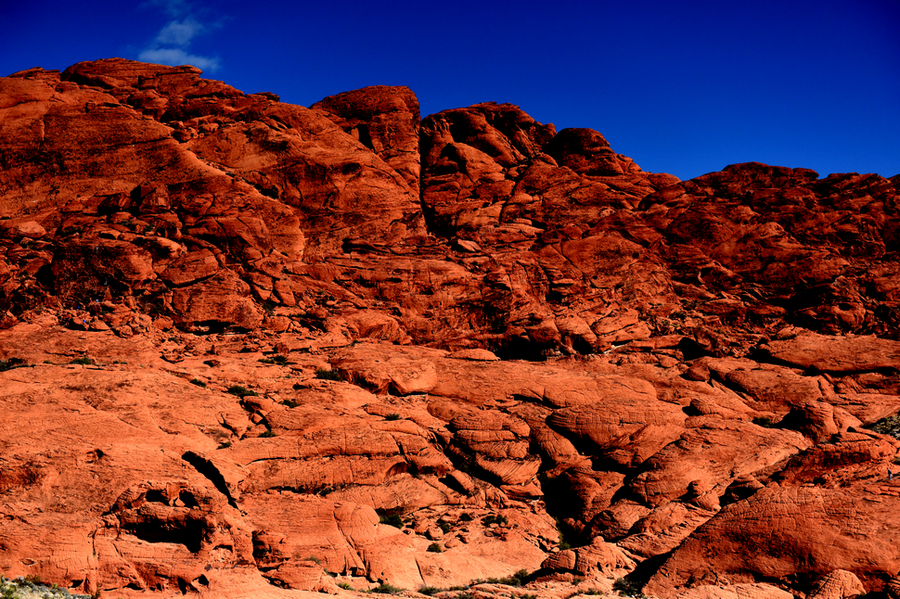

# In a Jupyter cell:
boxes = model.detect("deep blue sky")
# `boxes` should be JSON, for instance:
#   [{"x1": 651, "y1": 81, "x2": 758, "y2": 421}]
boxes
[{"x1": 2, "y1": 0, "x2": 898, "y2": 181}]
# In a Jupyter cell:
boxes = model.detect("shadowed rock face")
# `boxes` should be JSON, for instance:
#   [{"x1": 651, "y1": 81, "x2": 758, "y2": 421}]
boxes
[{"x1": 1, "y1": 59, "x2": 900, "y2": 599}]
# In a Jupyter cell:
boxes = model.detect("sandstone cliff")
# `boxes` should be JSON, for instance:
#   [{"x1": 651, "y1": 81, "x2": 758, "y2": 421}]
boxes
[{"x1": 1, "y1": 59, "x2": 899, "y2": 599}]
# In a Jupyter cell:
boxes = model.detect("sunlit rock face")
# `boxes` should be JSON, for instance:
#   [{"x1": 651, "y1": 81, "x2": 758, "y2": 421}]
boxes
[{"x1": 1, "y1": 59, "x2": 899, "y2": 599}]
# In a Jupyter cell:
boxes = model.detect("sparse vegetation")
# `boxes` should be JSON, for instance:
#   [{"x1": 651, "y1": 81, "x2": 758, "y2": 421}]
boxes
[
  {"x1": 581, "y1": 589, "x2": 605, "y2": 596},
  {"x1": 419, "y1": 586, "x2": 442, "y2": 596},
  {"x1": 427, "y1": 543, "x2": 443, "y2": 553},
  {"x1": 753, "y1": 415, "x2": 776, "y2": 428},
  {"x1": 0, "y1": 574, "x2": 86, "y2": 599},
  {"x1": 338, "y1": 582, "x2": 352, "y2": 590},
  {"x1": 555, "y1": 517, "x2": 573, "y2": 550},
  {"x1": 385, "y1": 413, "x2": 402, "y2": 421},
  {"x1": 259, "y1": 429, "x2": 276, "y2": 438},
  {"x1": 369, "y1": 582, "x2": 403, "y2": 594},
  {"x1": 227, "y1": 385, "x2": 258, "y2": 398},
  {"x1": 217, "y1": 441, "x2": 232, "y2": 449},
  {"x1": 485, "y1": 569, "x2": 530, "y2": 587},
  {"x1": 70, "y1": 356, "x2": 94, "y2": 365},
  {"x1": 189, "y1": 378, "x2": 207, "y2": 387},
  {"x1": 379, "y1": 514, "x2": 404, "y2": 529},
  {"x1": 0, "y1": 357, "x2": 25, "y2": 371},
  {"x1": 262, "y1": 299, "x2": 278, "y2": 314},
  {"x1": 281, "y1": 399, "x2": 300, "y2": 408},
  {"x1": 315, "y1": 367, "x2": 343, "y2": 381},
  {"x1": 869, "y1": 413, "x2": 900, "y2": 439},
  {"x1": 481, "y1": 514, "x2": 508, "y2": 527},
  {"x1": 439, "y1": 522, "x2": 451, "y2": 534},
  {"x1": 612, "y1": 577, "x2": 645, "y2": 597},
  {"x1": 259, "y1": 355, "x2": 289, "y2": 365},
  {"x1": 458, "y1": 512, "x2": 473, "y2": 522}
]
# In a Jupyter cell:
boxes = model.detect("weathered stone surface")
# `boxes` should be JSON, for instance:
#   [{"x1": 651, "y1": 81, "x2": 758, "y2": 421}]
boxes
[{"x1": 2, "y1": 58, "x2": 900, "y2": 599}]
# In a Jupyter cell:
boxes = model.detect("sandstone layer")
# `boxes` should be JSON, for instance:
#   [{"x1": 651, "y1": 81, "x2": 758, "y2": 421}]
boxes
[{"x1": 0, "y1": 59, "x2": 899, "y2": 599}]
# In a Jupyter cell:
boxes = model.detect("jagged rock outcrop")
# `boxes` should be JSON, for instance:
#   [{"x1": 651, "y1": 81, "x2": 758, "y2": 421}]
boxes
[{"x1": 1, "y1": 58, "x2": 899, "y2": 599}]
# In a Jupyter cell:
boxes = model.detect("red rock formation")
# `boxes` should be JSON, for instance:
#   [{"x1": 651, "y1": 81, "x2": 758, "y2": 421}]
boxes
[{"x1": 1, "y1": 58, "x2": 899, "y2": 599}]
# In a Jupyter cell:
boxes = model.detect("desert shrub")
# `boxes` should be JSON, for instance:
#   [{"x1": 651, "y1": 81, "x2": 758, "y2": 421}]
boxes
[
  {"x1": 485, "y1": 569, "x2": 530, "y2": 587},
  {"x1": 427, "y1": 543, "x2": 442, "y2": 553},
  {"x1": 315, "y1": 367, "x2": 343, "y2": 381},
  {"x1": 260, "y1": 355, "x2": 289, "y2": 365},
  {"x1": 439, "y1": 522, "x2": 451, "y2": 534},
  {"x1": 338, "y1": 582, "x2": 352, "y2": 590},
  {"x1": 217, "y1": 441, "x2": 232, "y2": 449},
  {"x1": 369, "y1": 582, "x2": 403, "y2": 594},
  {"x1": 385, "y1": 413, "x2": 401, "y2": 421},
  {"x1": 259, "y1": 429, "x2": 276, "y2": 438},
  {"x1": 753, "y1": 415, "x2": 776, "y2": 428},
  {"x1": 612, "y1": 577, "x2": 645, "y2": 597},
  {"x1": 70, "y1": 356, "x2": 94, "y2": 365},
  {"x1": 870, "y1": 413, "x2": 900, "y2": 439},
  {"x1": 481, "y1": 514, "x2": 508, "y2": 526},
  {"x1": 189, "y1": 378, "x2": 207, "y2": 387},
  {"x1": 379, "y1": 514, "x2": 404, "y2": 529},
  {"x1": 556, "y1": 517, "x2": 573, "y2": 550},
  {"x1": 227, "y1": 385, "x2": 258, "y2": 398},
  {"x1": 0, "y1": 357, "x2": 25, "y2": 371},
  {"x1": 582, "y1": 590, "x2": 605, "y2": 596},
  {"x1": 458, "y1": 512, "x2": 473, "y2": 522},
  {"x1": 419, "y1": 586, "x2": 442, "y2": 596},
  {"x1": 281, "y1": 399, "x2": 300, "y2": 408}
]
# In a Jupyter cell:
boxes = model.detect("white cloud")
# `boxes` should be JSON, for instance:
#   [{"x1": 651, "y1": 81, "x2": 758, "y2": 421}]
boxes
[
  {"x1": 138, "y1": 47, "x2": 221, "y2": 72},
  {"x1": 137, "y1": 3, "x2": 223, "y2": 72},
  {"x1": 155, "y1": 18, "x2": 204, "y2": 47}
]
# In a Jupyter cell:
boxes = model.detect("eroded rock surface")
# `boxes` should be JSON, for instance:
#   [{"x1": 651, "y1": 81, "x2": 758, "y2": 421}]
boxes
[{"x1": 1, "y1": 59, "x2": 899, "y2": 599}]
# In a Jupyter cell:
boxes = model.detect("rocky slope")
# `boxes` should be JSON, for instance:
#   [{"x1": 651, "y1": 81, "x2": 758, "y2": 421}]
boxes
[{"x1": 0, "y1": 58, "x2": 899, "y2": 599}]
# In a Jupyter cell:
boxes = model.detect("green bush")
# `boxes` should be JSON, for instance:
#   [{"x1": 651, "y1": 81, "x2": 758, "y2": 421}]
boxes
[
  {"x1": 338, "y1": 582, "x2": 352, "y2": 590},
  {"x1": 753, "y1": 415, "x2": 776, "y2": 428},
  {"x1": 281, "y1": 399, "x2": 300, "y2": 408},
  {"x1": 385, "y1": 413, "x2": 402, "y2": 421},
  {"x1": 485, "y1": 569, "x2": 530, "y2": 587},
  {"x1": 260, "y1": 355, "x2": 289, "y2": 365},
  {"x1": 315, "y1": 367, "x2": 343, "y2": 381},
  {"x1": 427, "y1": 543, "x2": 442, "y2": 553},
  {"x1": 870, "y1": 414, "x2": 900, "y2": 439},
  {"x1": 612, "y1": 577, "x2": 645, "y2": 597},
  {"x1": 379, "y1": 514, "x2": 404, "y2": 529},
  {"x1": 227, "y1": 385, "x2": 258, "y2": 398},
  {"x1": 369, "y1": 582, "x2": 403, "y2": 594},
  {"x1": 419, "y1": 586, "x2": 443, "y2": 596},
  {"x1": 481, "y1": 514, "x2": 508, "y2": 527},
  {"x1": 189, "y1": 378, "x2": 207, "y2": 387},
  {"x1": 70, "y1": 356, "x2": 94, "y2": 365},
  {"x1": 217, "y1": 441, "x2": 232, "y2": 449},
  {"x1": 259, "y1": 429, "x2": 276, "y2": 438}
]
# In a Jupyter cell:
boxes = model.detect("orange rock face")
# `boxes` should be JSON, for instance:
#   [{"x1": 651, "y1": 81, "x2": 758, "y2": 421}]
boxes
[{"x1": 1, "y1": 59, "x2": 900, "y2": 599}]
